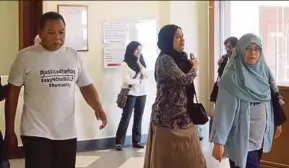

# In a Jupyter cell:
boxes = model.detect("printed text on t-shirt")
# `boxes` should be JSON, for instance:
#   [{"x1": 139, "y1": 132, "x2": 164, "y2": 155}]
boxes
[{"x1": 40, "y1": 69, "x2": 76, "y2": 88}]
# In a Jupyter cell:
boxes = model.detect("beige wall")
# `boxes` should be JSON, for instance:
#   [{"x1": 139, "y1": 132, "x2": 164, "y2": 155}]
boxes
[
  {"x1": 0, "y1": 1, "x2": 19, "y2": 75},
  {"x1": 42, "y1": 1, "x2": 210, "y2": 141},
  {"x1": 0, "y1": 1, "x2": 20, "y2": 143}
]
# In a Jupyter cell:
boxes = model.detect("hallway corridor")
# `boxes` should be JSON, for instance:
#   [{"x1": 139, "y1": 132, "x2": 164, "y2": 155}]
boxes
[
  {"x1": 9, "y1": 144, "x2": 230, "y2": 168},
  {"x1": 9, "y1": 121, "x2": 230, "y2": 168}
]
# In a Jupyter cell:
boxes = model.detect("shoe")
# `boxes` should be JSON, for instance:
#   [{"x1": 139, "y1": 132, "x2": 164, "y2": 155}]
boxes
[
  {"x1": 133, "y1": 143, "x2": 144, "y2": 149},
  {"x1": 115, "y1": 144, "x2": 123, "y2": 151}
]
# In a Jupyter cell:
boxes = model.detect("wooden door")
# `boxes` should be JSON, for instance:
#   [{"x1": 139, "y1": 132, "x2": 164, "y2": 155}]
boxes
[{"x1": 19, "y1": 0, "x2": 43, "y2": 50}]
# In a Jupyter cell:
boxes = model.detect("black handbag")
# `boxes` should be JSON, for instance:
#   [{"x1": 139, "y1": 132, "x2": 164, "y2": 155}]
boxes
[
  {"x1": 0, "y1": 131, "x2": 10, "y2": 168},
  {"x1": 271, "y1": 88, "x2": 287, "y2": 126},
  {"x1": 0, "y1": 76, "x2": 8, "y2": 102},
  {"x1": 210, "y1": 56, "x2": 229, "y2": 103},
  {"x1": 0, "y1": 84, "x2": 8, "y2": 102},
  {"x1": 188, "y1": 83, "x2": 209, "y2": 125}
]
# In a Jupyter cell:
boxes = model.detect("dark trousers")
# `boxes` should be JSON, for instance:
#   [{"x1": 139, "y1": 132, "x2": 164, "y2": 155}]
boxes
[
  {"x1": 115, "y1": 95, "x2": 146, "y2": 145},
  {"x1": 0, "y1": 131, "x2": 9, "y2": 168},
  {"x1": 21, "y1": 136, "x2": 77, "y2": 168},
  {"x1": 229, "y1": 149, "x2": 263, "y2": 168}
]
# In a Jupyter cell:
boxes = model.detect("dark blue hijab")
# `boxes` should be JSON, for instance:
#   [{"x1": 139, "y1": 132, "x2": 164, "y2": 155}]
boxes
[
  {"x1": 157, "y1": 24, "x2": 191, "y2": 73},
  {"x1": 157, "y1": 24, "x2": 195, "y2": 108},
  {"x1": 123, "y1": 41, "x2": 146, "y2": 73}
]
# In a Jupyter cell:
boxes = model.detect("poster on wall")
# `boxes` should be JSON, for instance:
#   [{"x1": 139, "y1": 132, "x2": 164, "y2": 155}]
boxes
[
  {"x1": 102, "y1": 19, "x2": 157, "y2": 69},
  {"x1": 103, "y1": 42, "x2": 127, "y2": 68},
  {"x1": 57, "y1": 5, "x2": 89, "y2": 51},
  {"x1": 103, "y1": 21, "x2": 129, "y2": 68}
]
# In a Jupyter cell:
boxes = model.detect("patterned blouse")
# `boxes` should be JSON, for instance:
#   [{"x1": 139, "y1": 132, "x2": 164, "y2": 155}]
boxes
[{"x1": 151, "y1": 54, "x2": 197, "y2": 129}]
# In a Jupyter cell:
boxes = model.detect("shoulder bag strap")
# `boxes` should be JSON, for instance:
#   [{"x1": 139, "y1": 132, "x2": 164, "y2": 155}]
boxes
[
  {"x1": 192, "y1": 82, "x2": 199, "y2": 103},
  {"x1": 128, "y1": 72, "x2": 139, "y2": 88}
]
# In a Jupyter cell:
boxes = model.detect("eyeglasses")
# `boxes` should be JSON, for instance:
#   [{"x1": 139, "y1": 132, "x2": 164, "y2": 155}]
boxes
[{"x1": 246, "y1": 46, "x2": 261, "y2": 53}]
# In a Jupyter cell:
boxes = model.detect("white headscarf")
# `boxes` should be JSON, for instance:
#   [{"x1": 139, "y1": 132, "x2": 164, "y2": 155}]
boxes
[{"x1": 34, "y1": 35, "x2": 41, "y2": 45}]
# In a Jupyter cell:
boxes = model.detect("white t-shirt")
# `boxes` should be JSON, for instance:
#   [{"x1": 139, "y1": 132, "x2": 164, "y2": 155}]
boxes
[
  {"x1": 8, "y1": 44, "x2": 93, "y2": 140},
  {"x1": 121, "y1": 62, "x2": 147, "y2": 96}
]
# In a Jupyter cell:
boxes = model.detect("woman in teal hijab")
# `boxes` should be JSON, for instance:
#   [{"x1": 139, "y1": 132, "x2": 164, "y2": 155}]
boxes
[{"x1": 210, "y1": 33, "x2": 282, "y2": 168}]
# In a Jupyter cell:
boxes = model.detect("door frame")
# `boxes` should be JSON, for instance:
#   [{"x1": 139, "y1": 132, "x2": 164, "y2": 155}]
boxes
[
  {"x1": 10, "y1": 0, "x2": 43, "y2": 159},
  {"x1": 18, "y1": 0, "x2": 43, "y2": 50}
]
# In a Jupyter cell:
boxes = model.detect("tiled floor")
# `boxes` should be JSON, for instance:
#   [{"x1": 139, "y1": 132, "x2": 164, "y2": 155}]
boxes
[
  {"x1": 10, "y1": 144, "x2": 230, "y2": 168},
  {"x1": 9, "y1": 123, "x2": 230, "y2": 168}
]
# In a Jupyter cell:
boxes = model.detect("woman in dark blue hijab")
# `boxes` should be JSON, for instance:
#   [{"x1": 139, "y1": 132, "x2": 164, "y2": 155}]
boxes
[{"x1": 115, "y1": 41, "x2": 148, "y2": 151}]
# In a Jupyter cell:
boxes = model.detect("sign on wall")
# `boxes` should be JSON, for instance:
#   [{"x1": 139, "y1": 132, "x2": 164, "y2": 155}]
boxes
[
  {"x1": 58, "y1": 5, "x2": 89, "y2": 52},
  {"x1": 103, "y1": 21, "x2": 129, "y2": 68},
  {"x1": 102, "y1": 19, "x2": 157, "y2": 69}
]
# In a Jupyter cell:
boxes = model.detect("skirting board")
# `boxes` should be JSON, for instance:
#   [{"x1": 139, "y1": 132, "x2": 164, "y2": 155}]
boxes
[
  {"x1": 260, "y1": 160, "x2": 289, "y2": 168},
  {"x1": 10, "y1": 134, "x2": 148, "y2": 159},
  {"x1": 77, "y1": 134, "x2": 148, "y2": 152}
]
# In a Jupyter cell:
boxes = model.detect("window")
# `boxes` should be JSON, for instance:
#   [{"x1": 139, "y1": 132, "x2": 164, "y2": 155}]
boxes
[
  {"x1": 135, "y1": 19, "x2": 157, "y2": 71},
  {"x1": 219, "y1": 1, "x2": 289, "y2": 86}
]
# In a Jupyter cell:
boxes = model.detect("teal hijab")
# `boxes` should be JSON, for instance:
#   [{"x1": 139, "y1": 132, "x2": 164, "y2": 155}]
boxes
[{"x1": 218, "y1": 33, "x2": 271, "y2": 102}]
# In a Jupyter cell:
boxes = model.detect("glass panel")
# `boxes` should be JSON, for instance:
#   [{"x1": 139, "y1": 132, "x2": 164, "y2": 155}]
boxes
[
  {"x1": 135, "y1": 19, "x2": 157, "y2": 71},
  {"x1": 220, "y1": 1, "x2": 289, "y2": 86},
  {"x1": 81, "y1": 10, "x2": 87, "y2": 25}
]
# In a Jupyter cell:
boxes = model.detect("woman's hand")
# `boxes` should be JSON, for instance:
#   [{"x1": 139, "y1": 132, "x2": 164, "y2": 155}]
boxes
[
  {"x1": 136, "y1": 53, "x2": 141, "y2": 64},
  {"x1": 189, "y1": 57, "x2": 198, "y2": 71},
  {"x1": 274, "y1": 125, "x2": 282, "y2": 139},
  {"x1": 212, "y1": 143, "x2": 224, "y2": 162}
]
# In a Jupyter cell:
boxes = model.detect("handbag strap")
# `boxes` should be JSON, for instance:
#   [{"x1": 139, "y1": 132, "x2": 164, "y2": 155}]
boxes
[
  {"x1": 192, "y1": 82, "x2": 199, "y2": 103},
  {"x1": 128, "y1": 73, "x2": 139, "y2": 88}
]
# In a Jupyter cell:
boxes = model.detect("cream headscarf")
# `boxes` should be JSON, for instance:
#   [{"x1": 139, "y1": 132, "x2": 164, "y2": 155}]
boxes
[{"x1": 34, "y1": 35, "x2": 41, "y2": 45}]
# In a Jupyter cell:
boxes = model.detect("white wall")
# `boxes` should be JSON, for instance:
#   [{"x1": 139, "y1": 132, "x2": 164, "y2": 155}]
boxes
[
  {"x1": 169, "y1": 0, "x2": 210, "y2": 152},
  {"x1": 169, "y1": 0, "x2": 209, "y2": 112},
  {"x1": 43, "y1": 1, "x2": 161, "y2": 141},
  {"x1": 38, "y1": 1, "x2": 209, "y2": 142},
  {"x1": 0, "y1": 1, "x2": 210, "y2": 145}
]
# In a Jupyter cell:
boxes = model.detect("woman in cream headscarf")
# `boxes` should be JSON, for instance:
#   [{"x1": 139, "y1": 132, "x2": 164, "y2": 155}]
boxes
[
  {"x1": 211, "y1": 33, "x2": 282, "y2": 168},
  {"x1": 34, "y1": 34, "x2": 41, "y2": 45}
]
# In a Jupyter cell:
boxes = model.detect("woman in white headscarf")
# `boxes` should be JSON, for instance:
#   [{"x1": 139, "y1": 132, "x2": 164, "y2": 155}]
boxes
[{"x1": 34, "y1": 35, "x2": 41, "y2": 45}]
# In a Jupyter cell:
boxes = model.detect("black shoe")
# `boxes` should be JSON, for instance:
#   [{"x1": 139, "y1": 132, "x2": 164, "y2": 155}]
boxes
[
  {"x1": 133, "y1": 143, "x2": 144, "y2": 149},
  {"x1": 115, "y1": 144, "x2": 123, "y2": 151}
]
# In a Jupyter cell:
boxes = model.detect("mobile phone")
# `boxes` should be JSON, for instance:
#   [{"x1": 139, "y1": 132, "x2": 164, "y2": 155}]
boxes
[{"x1": 190, "y1": 53, "x2": 195, "y2": 59}]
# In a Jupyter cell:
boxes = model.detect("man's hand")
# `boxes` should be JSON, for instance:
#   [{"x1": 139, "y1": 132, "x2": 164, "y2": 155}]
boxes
[
  {"x1": 95, "y1": 110, "x2": 107, "y2": 129},
  {"x1": 4, "y1": 84, "x2": 21, "y2": 158},
  {"x1": 274, "y1": 125, "x2": 282, "y2": 139},
  {"x1": 4, "y1": 131, "x2": 18, "y2": 158},
  {"x1": 80, "y1": 84, "x2": 108, "y2": 130}
]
